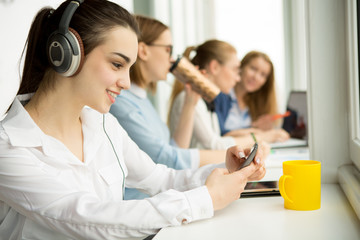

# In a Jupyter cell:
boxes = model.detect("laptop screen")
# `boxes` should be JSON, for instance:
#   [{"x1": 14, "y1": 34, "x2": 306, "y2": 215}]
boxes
[{"x1": 282, "y1": 91, "x2": 308, "y2": 141}]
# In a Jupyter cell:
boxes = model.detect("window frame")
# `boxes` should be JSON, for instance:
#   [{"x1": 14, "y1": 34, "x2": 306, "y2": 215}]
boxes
[{"x1": 347, "y1": 0, "x2": 360, "y2": 170}]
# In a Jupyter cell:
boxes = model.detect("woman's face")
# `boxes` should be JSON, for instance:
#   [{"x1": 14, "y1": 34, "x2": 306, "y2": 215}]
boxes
[
  {"x1": 145, "y1": 29, "x2": 173, "y2": 82},
  {"x1": 240, "y1": 56, "x2": 271, "y2": 93},
  {"x1": 74, "y1": 26, "x2": 138, "y2": 113},
  {"x1": 213, "y1": 52, "x2": 241, "y2": 94}
]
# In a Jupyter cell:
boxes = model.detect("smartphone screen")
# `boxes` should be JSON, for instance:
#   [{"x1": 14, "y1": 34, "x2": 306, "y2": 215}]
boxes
[{"x1": 238, "y1": 143, "x2": 258, "y2": 170}]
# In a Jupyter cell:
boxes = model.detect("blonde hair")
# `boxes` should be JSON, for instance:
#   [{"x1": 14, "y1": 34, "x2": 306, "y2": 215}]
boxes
[
  {"x1": 241, "y1": 51, "x2": 277, "y2": 120},
  {"x1": 168, "y1": 39, "x2": 237, "y2": 124},
  {"x1": 130, "y1": 15, "x2": 169, "y2": 92}
]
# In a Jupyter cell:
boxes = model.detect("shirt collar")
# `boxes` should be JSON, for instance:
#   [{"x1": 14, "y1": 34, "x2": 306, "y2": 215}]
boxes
[
  {"x1": 2, "y1": 95, "x2": 104, "y2": 162},
  {"x1": 128, "y1": 83, "x2": 147, "y2": 99},
  {"x1": 229, "y1": 88, "x2": 237, "y2": 101},
  {"x1": 2, "y1": 95, "x2": 43, "y2": 147}
]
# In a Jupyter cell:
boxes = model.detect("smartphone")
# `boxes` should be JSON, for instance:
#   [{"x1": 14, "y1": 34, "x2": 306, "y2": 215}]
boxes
[{"x1": 238, "y1": 142, "x2": 258, "y2": 170}]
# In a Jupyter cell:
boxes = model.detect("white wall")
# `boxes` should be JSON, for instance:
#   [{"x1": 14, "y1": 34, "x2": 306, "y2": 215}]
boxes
[
  {"x1": 0, "y1": 0, "x2": 61, "y2": 120},
  {"x1": 0, "y1": 0, "x2": 133, "y2": 120}
]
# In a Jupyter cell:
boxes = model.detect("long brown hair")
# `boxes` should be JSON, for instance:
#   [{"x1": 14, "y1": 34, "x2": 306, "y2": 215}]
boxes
[
  {"x1": 130, "y1": 15, "x2": 169, "y2": 93},
  {"x1": 17, "y1": 0, "x2": 140, "y2": 95},
  {"x1": 168, "y1": 39, "x2": 237, "y2": 124},
  {"x1": 241, "y1": 51, "x2": 277, "y2": 120}
]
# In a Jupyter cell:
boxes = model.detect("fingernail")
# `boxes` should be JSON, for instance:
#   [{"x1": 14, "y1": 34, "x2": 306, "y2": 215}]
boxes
[
  {"x1": 256, "y1": 158, "x2": 260, "y2": 164},
  {"x1": 239, "y1": 151, "x2": 245, "y2": 158}
]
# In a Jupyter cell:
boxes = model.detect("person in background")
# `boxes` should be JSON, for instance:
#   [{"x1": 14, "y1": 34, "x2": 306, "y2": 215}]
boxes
[
  {"x1": 0, "y1": 1, "x2": 266, "y2": 239},
  {"x1": 169, "y1": 40, "x2": 267, "y2": 150},
  {"x1": 214, "y1": 50, "x2": 290, "y2": 143},
  {"x1": 110, "y1": 16, "x2": 262, "y2": 200}
]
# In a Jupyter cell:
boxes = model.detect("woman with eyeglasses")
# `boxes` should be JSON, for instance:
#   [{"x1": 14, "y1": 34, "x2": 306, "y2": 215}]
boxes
[{"x1": 110, "y1": 15, "x2": 260, "y2": 200}]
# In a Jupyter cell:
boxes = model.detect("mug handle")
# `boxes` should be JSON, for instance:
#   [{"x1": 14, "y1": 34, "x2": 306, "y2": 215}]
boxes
[{"x1": 279, "y1": 175, "x2": 294, "y2": 203}]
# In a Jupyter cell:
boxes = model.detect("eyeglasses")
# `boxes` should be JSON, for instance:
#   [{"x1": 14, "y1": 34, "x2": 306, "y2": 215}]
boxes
[{"x1": 147, "y1": 43, "x2": 173, "y2": 56}]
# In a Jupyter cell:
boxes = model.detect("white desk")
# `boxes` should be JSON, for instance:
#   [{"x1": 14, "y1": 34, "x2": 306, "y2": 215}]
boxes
[{"x1": 154, "y1": 184, "x2": 360, "y2": 240}]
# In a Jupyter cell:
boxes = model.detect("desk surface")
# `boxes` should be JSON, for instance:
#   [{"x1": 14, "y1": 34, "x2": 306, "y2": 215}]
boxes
[{"x1": 154, "y1": 184, "x2": 360, "y2": 240}]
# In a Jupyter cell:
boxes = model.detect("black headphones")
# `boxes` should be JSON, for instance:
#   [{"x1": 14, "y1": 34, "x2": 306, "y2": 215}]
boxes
[{"x1": 47, "y1": 0, "x2": 85, "y2": 77}]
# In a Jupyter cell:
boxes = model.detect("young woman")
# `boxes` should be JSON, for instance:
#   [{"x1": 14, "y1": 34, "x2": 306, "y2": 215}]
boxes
[
  {"x1": 0, "y1": 1, "x2": 266, "y2": 239},
  {"x1": 214, "y1": 51, "x2": 289, "y2": 143},
  {"x1": 169, "y1": 40, "x2": 258, "y2": 150}
]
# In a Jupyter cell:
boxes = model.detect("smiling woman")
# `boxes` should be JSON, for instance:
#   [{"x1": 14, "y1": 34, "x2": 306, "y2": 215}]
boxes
[
  {"x1": 212, "y1": 51, "x2": 290, "y2": 144},
  {"x1": 0, "y1": 1, "x2": 267, "y2": 239},
  {"x1": 71, "y1": 27, "x2": 137, "y2": 111}
]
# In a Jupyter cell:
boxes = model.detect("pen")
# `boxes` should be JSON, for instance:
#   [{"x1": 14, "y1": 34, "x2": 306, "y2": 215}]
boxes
[
  {"x1": 271, "y1": 110, "x2": 291, "y2": 121},
  {"x1": 251, "y1": 132, "x2": 257, "y2": 143}
]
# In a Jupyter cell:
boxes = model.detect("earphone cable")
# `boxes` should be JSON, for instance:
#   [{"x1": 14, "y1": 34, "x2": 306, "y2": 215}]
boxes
[{"x1": 102, "y1": 114, "x2": 125, "y2": 199}]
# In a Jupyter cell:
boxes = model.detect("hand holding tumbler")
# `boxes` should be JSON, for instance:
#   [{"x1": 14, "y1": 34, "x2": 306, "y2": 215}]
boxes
[{"x1": 170, "y1": 56, "x2": 220, "y2": 103}]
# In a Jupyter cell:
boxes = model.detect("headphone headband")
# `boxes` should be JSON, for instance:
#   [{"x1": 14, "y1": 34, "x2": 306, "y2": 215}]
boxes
[
  {"x1": 47, "y1": 0, "x2": 85, "y2": 77},
  {"x1": 58, "y1": 0, "x2": 83, "y2": 34}
]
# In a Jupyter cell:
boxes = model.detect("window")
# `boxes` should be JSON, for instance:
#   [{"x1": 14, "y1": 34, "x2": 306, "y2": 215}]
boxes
[
  {"x1": 339, "y1": 0, "x2": 360, "y2": 220},
  {"x1": 347, "y1": 0, "x2": 360, "y2": 169},
  {"x1": 142, "y1": 0, "x2": 288, "y2": 122},
  {"x1": 213, "y1": 0, "x2": 287, "y2": 111}
]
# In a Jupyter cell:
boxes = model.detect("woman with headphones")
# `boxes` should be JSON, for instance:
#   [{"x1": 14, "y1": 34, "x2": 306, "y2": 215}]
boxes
[{"x1": 0, "y1": 1, "x2": 266, "y2": 239}]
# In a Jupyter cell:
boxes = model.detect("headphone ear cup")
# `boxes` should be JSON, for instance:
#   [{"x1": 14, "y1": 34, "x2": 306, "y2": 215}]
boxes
[
  {"x1": 47, "y1": 32, "x2": 72, "y2": 74},
  {"x1": 47, "y1": 28, "x2": 84, "y2": 77},
  {"x1": 68, "y1": 27, "x2": 84, "y2": 76}
]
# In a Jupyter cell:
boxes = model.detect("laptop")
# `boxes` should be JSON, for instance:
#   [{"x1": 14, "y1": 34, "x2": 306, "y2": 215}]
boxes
[
  {"x1": 242, "y1": 91, "x2": 309, "y2": 197},
  {"x1": 270, "y1": 91, "x2": 308, "y2": 149}
]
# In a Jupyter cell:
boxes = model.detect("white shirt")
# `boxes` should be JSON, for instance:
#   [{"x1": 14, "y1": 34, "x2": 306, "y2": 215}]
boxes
[
  {"x1": 169, "y1": 91, "x2": 236, "y2": 150},
  {"x1": 0, "y1": 95, "x2": 215, "y2": 240}
]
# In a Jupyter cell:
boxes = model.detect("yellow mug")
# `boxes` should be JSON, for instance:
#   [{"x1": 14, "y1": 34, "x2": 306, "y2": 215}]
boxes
[{"x1": 279, "y1": 160, "x2": 321, "y2": 211}]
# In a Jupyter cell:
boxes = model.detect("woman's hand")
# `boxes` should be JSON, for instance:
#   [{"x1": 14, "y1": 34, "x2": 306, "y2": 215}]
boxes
[
  {"x1": 257, "y1": 129, "x2": 290, "y2": 143},
  {"x1": 184, "y1": 83, "x2": 201, "y2": 107},
  {"x1": 224, "y1": 127, "x2": 261, "y2": 137},
  {"x1": 252, "y1": 114, "x2": 273, "y2": 131},
  {"x1": 226, "y1": 144, "x2": 267, "y2": 181},
  {"x1": 225, "y1": 144, "x2": 266, "y2": 174},
  {"x1": 205, "y1": 144, "x2": 268, "y2": 211},
  {"x1": 205, "y1": 164, "x2": 257, "y2": 211}
]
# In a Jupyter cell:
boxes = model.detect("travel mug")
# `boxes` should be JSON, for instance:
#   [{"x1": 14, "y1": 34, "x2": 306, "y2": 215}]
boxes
[{"x1": 170, "y1": 56, "x2": 220, "y2": 103}]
